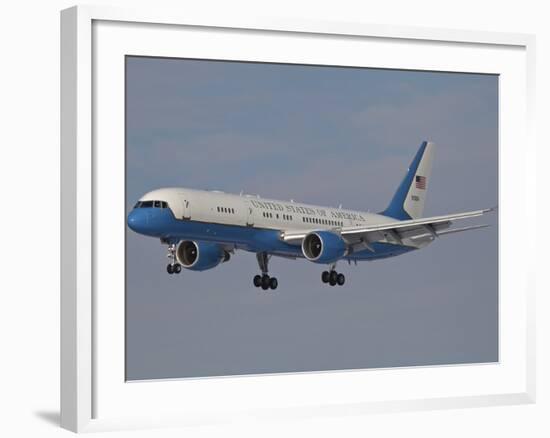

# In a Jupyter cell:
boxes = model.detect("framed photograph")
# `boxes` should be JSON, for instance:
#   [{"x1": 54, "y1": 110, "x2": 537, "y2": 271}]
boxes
[{"x1": 61, "y1": 5, "x2": 536, "y2": 433}]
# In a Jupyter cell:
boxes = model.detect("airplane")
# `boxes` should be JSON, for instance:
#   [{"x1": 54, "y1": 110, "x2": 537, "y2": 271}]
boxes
[{"x1": 127, "y1": 141, "x2": 494, "y2": 290}]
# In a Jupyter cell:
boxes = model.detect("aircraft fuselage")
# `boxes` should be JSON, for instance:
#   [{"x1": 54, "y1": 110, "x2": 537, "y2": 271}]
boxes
[{"x1": 127, "y1": 187, "x2": 417, "y2": 261}]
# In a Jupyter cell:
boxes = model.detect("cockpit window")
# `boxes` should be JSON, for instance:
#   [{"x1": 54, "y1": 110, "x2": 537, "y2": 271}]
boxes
[{"x1": 134, "y1": 200, "x2": 169, "y2": 209}]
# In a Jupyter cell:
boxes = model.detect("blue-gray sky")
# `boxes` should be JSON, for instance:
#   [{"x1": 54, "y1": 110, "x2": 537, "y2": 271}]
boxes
[{"x1": 125, "y1": 56, "x2": 498, "y2": 380}]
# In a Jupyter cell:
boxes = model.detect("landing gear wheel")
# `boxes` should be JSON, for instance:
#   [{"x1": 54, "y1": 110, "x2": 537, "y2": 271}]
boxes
[
  {"x1": 329, "y1": 270, "x2": 338, "y2": 284},
  {"x1": 253, "y1": 275, "x2": 262, "y2": 287},
  {"x1": 166, "y1": 264, "x2": 174, "y2": 274},
  {"x1": 173, "y1": 264, "x2": 181, "y2": 274},
  {"x1": 269, "y1": 277, "x2": 278, "y2": 290},
  {"x1": 321, "y1": 271, "x2": 330, "y2": 283},
  {"x1": 336, "y1": 273, "x2": 345, "y2": 286},
  {"x1": 261, "y1": 274, "x2": 271, "y2": 290}
]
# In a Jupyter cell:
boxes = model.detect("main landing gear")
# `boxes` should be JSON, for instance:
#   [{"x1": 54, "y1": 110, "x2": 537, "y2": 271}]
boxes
[
  {"x1": 253, "y1": 252, "x2": 278, "y2": 290},
  {"x1": 166, "y1": 243, "x2": 182, "y2": 275},
  {"x1": 321, "y1": 266, "x2": 345, "y2": 286}
]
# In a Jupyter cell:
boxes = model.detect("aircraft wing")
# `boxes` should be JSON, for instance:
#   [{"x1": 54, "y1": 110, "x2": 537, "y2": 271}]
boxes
[{"x1": 281, "y1": 207, "x2": 495, "y2": 248}]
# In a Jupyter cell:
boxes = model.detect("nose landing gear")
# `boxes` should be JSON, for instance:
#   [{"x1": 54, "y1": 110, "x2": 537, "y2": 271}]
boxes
[
  {"x1": 253, "y1": 252, "x2": 278, "y2": 290},
  {"x1": 166, "y1": 243, "x2": 182, "y2": 275}
]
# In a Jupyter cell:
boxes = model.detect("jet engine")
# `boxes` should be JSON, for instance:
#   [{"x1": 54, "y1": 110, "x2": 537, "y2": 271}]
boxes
[
  {"x1": 301, "y1": 231, "x2": 347, "y2": 264},
  {"x1": 175, "y1": 240, "x2": 230, "y2": 271}
]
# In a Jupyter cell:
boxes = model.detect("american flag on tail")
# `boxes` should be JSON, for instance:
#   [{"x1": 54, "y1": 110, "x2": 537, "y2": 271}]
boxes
[{"x1": 415, "y1": 175, "x2": 427, "y2": 190}]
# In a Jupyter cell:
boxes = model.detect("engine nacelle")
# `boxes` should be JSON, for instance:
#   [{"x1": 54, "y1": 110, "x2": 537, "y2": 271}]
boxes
[
  {"x1": 301, "y1": 231, "x2": 347, "y2": 264},
  {"x1": 175, "y1": 240, "x2": 229, "y2": 271}
]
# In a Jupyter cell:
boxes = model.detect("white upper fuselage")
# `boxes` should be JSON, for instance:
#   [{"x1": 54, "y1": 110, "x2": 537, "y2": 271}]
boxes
[{"x1": 138, "y1": 187, "x2": 399, "y2": 233}]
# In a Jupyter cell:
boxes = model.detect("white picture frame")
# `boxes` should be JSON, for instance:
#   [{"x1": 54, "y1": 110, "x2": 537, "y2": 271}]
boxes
[{"x1": 60, "y1": 4, "x2": 536, "y2": 433}]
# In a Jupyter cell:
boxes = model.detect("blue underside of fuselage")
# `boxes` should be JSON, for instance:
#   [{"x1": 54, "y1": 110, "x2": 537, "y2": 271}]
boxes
[{"x1": 127, "y1": 208, "x2": 415, "y2": 262}]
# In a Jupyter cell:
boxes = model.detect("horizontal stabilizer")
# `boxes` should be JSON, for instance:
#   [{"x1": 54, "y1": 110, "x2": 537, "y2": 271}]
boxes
[
  {"x1": 408, "y1": 224, "x2": 491, "y2": 240},
  {"x1": 435, "y1": 224, "x2": 490, "y2": 236}
]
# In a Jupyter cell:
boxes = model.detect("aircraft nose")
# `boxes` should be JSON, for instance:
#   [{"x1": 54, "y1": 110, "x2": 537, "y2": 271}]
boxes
[{"x1": 127, "y1": 209, "x2": 149, "y2": 234}]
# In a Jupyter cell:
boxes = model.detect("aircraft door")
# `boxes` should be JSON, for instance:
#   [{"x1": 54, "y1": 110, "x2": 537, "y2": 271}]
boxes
[
  {"x1": 246, "y1": 200, "x2": 255, "y2": 226},
  {"x1": 178, "y1": 194, "x2": 191, "y2": 220}
]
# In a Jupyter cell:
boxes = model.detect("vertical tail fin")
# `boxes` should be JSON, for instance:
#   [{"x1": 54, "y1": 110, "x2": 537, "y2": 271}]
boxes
[{"x1": 382, "y1": 141, "x2": 435, "y2": 220}]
